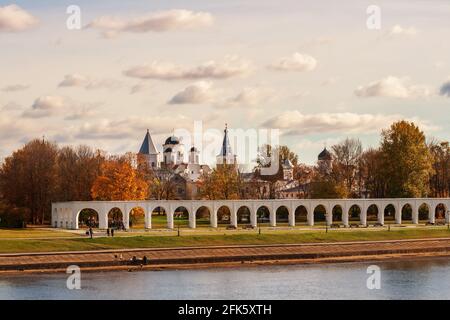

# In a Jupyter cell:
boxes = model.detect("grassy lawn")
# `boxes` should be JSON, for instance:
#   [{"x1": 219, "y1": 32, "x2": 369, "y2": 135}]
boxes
[
  {"x1": 1, "y1": 227, "x2": 450, "y2": 253},
  {"x1": 0, "y1": 228, "x2": 79, "y2": 239}
]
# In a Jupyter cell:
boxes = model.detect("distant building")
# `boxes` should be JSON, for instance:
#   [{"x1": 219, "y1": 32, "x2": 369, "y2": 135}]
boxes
[{"x1": 137, "y1": 130, "x2": 211, "y2": 200}]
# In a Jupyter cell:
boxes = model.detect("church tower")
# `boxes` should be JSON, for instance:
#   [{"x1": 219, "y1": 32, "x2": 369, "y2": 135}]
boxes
[
  {"x1": 216, "y1": 124, "x2": 237, "y2": 168},
  {"x1": 138, "y1": 129, "x2": 159, "y2": 168}
]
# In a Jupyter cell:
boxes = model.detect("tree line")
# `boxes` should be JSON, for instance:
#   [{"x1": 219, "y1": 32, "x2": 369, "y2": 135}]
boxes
[{"x1": 0, "y1": 120, "x2": 448, "y2": 225}]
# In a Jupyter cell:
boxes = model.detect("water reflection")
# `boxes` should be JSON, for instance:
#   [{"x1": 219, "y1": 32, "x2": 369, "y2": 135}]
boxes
[{"x1": 1, "y1": 257, "x2": 450, "y2": 300}]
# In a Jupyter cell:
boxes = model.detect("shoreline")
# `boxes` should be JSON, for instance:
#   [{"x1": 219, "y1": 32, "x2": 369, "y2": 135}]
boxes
[{"x1": 2, "y1": 237, "x2": 450, "y2": 275}]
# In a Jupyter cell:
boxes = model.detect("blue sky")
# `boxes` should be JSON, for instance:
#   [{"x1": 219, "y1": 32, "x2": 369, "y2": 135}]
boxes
[{"x1": 0, "y1": 0, "x2": 449, "y2": 167}]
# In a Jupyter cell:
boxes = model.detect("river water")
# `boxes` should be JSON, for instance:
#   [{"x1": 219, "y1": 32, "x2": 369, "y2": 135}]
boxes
[{"x1": 1, "y1": 258, "x2": 450, "y2": 300}]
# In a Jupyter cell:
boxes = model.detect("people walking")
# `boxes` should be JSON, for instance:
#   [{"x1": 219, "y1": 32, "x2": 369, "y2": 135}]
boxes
[
  {"x1": 89, "y1": 227, "x2": 93, "y2": 239},
  {"x1": 111, "y1": 228, "x2": 114, "y2": 237}
]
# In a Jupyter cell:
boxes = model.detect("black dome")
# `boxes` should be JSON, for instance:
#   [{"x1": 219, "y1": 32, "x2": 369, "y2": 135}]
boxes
[
  {"x1": 318, "y1": 148, "x2": 332, "y2": 161},
  {"x1": 190, "y1": 146, "x2": 198, "y2": 152},
  {"x1": 165, "y1": 136, "x2": 180, "y2": 145},
  {"x1": 164, "y1": 147, "x2": 173, "y2": 153}
]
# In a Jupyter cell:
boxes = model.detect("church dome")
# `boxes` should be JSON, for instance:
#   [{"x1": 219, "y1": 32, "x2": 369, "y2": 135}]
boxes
[
  {"x1": 190, "y1": 146, "x2": 198, "y2": 152},
  {"x1": 318, "y1": 148, "x2": 332, "y2": 161},
  {"x1": 164, "y1": 147, "x2": 173, "y2": 153},
  {"x1": 165, "y1": 135, "x2": 180, "y2": 145}
]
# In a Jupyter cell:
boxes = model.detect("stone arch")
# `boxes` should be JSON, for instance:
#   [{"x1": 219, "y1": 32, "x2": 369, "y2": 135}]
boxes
[
  {"x1": 348, "y1": 204, "x2": 361, "y2": 223},
  {"x1": 237, "y1": 206, "x2": 251, "y2": 225},
  {"x1": 217, "y1": 205, "x2": 232, "y2": 225},
  {"x1": 366, "y1": 204, "x2": 379, "y2": 223},
  {"x1": 129, "y1": 206, "x2": 145, "y2": 229},
  {"x1": 313, "y1": 204, "x2": 327, "y2": 224},
  {"x1": 384, "y1": 204, "x2": 396, "y2": 224},
  {"x1": 108, "y1": 207, "x2": 124, "y2": 229},
  {"x1": 195, "y1": 206, "x2": 212, "y2": 227},
  {"x1": 418, "y1": 203, "x2": 430, "y2": 222},
  {"x1": 174, "y1": 206, "x2": 189, "y2": 228},
  {"x1": 151, "y1": 206, "x2": 167, "y2": 229},
  {"x1": 77, "y1": 208, "x2": 99, "y2": 229},
  {"x1": 401, "y1": 203, "x2": 413, "y2": 223},
  {"x1": 275, "y1": 205, "x2": 289, "y2": 224},
  {"x1": 256, "y1": 206, "x2": 270, "y2": 225},
  {"x1": 331, "y1": 205, "x2": 343, "y2": 223},
  {"x1": 435, "y1": 203, "x2": 447, "y2": 223},
  {"x1": 294, "y1": 205, "x2": 308, "y2": 225}
]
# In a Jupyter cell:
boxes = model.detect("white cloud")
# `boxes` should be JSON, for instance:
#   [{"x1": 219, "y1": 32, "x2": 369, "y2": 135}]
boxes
[
  {"x1": 354, "y1": 76, "x2": 431, "y2": 99},
  {"x1": 0, "y1": 4, "x2": 38, "y2": 32},
  {"x1": 387, "y1": 25, "x2": 418, "y2": 37},
  {"x1": 123, "y1": 55, "x2": 252, "y2": 80},
  {"x1": 22, "y1": 96, "x2": 99, "y2": 119},
  {"x1": 58, "y1": 74, "x2": 121, "y2": 90},
  {"x1": 74, "y1": 115, "x2": 192, "y2": 140},
  {"x1": 269, "y1": 52, "x2": 317, "y2": 72},
  {"x1": 219, "y1": 87, "x2": 274, "y2": 108},
  {"x1": 262, "y1": 111, "x2": 437, "y2": 135},
  {"x1": 1, "y1": 84, "x2": 29, "y2": 92},
  {"x1": 169, "y1": 81, "x2": 215, "y2": 104},
  {"x1": 87, "y1": 9, "x2": 213, "y2": 38}
]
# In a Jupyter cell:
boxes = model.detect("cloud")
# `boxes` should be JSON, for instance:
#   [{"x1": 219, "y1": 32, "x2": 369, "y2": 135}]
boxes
[
  {"x1": 269, "y1": 52, "x2": 317, "y2": 72},
  {"x1": 22, "y1": 96, "x2": 99, "y2": 119},
  {"x1": 262, "y1": 111, "x2": 437, "y2": 136},
  {"x1": 22, "y1": 96, "x2": 66, "y2": 118},
  {"x1": 123, "y1": 55, "x2": 252, "y2": 80},
  {"x1": 219, "y1": 87, "x2": 274, "y2": 108},
  {"x1": 87, "y1": 9, "x2": 213, "y2": 38},
  {"x1": 0, "y1": 4, "x2": 38, "y2": 32},
  {"x1": 386, "y1": 25, "x2": 418, "y2": 37},
  {"x1": 130, "y1": 83, "x2": 149, "y2": 94},
  {"x1": 439, "y1": 80, "x2": 450, "y2": 97},
  {"x1": 1, "y1": 84, "x2": 29, "y2": 92},
  {"x1": 58, "y1": 74, "x2": 121, "y2": 90},
  {"x1": 354, "y1": 76, "x2": 431, "y2": 99},
  {"x1": 169, "y1": 81, "x2": 215, "y2": 104},
  {"x1": 74, "y1": 115, "x2": 192, "y2": 140}
]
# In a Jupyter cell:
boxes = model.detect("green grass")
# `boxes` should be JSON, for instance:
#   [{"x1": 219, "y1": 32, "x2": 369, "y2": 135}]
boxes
[
  {"x1": 0, "y1": 228, "x2": 78, "y2": 239},
  {"x1": 1, "y1": 227, "x2": 450, "y2": 253}
]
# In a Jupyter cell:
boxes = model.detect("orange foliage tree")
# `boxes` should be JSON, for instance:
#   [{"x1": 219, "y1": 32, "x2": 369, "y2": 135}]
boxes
[{"x1": 91, "y1": 156, "x2": 148, "y2": 201}]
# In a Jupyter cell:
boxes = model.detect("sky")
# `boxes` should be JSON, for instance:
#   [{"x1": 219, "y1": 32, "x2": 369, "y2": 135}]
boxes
[{"x1": 0, "y1": 0, "x2": 449, "y2": 168}]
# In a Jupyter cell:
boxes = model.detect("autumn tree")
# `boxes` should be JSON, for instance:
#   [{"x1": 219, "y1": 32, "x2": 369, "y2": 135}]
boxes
[
  {"x1": 199, "y1": 164, "x2": 240, "y2": 200},
  {"x1": 358, "y1": 148, "x2": 386, "y2": 198},
  {"x1": 332, "y1": 138, "x2": 363, "y2": 197},
  {"x1": 429, "y1": 140, "x2": 450, "y2": 197},
  {"x1": 148, "y1": 166, "x2": 177, "y2": 200},
  {"x1": 91, "y1": 155, "x2": 148, "y2": 201},
  {"x1": 56, "y1": 145, "x2": 105, "y2": 201},
  {"x1": 380, "y1": 121, "x2": 434, "y2": 197},
  {"x1": 0, "y1": 139, "x2": 58, "y2": 224}
]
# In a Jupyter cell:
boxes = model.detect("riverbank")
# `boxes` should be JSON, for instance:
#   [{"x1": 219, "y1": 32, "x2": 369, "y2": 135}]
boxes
[
  {"x1": 2, "y1": 226, "x2": 450, "y2": 253},
  {"x1": 2, "y1": 237, "x2": 450, "y2": 274}
]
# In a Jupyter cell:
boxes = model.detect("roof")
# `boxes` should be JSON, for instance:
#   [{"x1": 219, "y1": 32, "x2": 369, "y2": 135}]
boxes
[
  {"x1": 138, "y1": 129, "x2": 159, "y2": 155},
  {"x1": 282, "y1": 159, "x2": 293, "y2": 169},
  {"x1": 165, "y1": 135, "x2": 180, "y2": 145},
  {"x1": 218, "y1": 124, "x2": 233, "y2": 157},
  {"x1": 318, "y1": 147, "x2": 332, "y2": 161}
]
